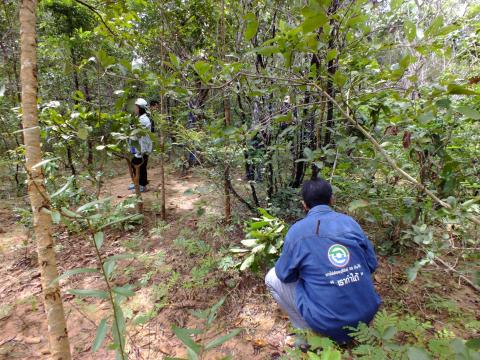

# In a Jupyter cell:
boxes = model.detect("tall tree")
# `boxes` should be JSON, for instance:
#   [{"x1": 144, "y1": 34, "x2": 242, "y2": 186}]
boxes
[{"x1": 20, "y1": 1, "x2": 71, "y2": 359}]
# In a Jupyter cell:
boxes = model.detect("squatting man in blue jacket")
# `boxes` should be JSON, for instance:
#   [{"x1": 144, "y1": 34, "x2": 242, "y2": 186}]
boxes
[{"x1": 265, "y1": 178, "x2": 381, "y2": 344}]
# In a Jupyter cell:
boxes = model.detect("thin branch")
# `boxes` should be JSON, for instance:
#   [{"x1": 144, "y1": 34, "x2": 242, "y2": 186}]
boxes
[{"x1": 73, "y1": 0, "x2": 117, "y2": 38}]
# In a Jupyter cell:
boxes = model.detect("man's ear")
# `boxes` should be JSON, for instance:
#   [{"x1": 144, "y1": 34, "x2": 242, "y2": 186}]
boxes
[
  {"x1": 302, "y1": 200, "x2": 309, "y2": 212},
  {"x1": 329, "y1": 196, "x2": 335, "y2": 206}
]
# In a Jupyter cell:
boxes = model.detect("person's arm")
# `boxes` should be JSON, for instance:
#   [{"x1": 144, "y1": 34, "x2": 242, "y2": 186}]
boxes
[{"x1": 274, "y1": 230, "x2": 300, "y2": 283}]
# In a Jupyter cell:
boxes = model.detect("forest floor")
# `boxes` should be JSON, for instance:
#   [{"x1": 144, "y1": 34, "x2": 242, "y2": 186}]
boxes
[{"x1": 0, "y1": 162, "x2": 478, "y2": 359}]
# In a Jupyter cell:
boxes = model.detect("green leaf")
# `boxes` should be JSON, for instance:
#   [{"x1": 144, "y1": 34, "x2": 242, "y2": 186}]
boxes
[
  {"x1": 112, "y1": 286, "x2": 135, "y2": 297},
  {"x1": 456, "y1": 106, "x2": 480, "y2": 120},
  {"x1": 172, "y1": 326, "x2": 201, "y2": 355},
  {"x1": 193, "y1": 61, "x2": 211, "y2": 79},
  {"x1": 466, "y1": 338, "x2": 480, "y2": 350},
  {"x1": 207, "y1": 297, "x2": 226, "y2": 326},
  {"x1": 241, "y1": 239, "x2": 258, "y2": 247},
  {"x1": 244, "y1": 13, "x2": 259, "y2": 41},
  {"x1": 168, "y1": 53, "x2": 180, "y2": 68},
  {"x1": 447, "y1": 84, "x2": 478, "y2": 96},
  {"x1": 346, "y1": 15, "x2": 368, "y2": 27},
  {"x1": 240, "y1": 254, "x2": 255, "y2": 271},
  {"x1": 51, "y1": 177, "x2": 74, "y2": 198},
  {"x1": 103, "y1": 260, "x2": 116, "y2": 279},
  {"x1": 205, "y1": 328, "x2": 242, "y2": 350},
  {"x1": 404, "y1": 20, "x2": 416, "y2": 42},
  {"x1": 326, "y1": 49, "x2": 338, "y2": 62},
  {"x1": 67, "y1": 289, "x2": 109, "y2": 299},
  {"x1": 302, "y1": 12, "x2": 328, "y2": 33},
  {"x1": 76, "y1": 199, "x2": 105, "y2": 213},
  {"x1": 348, "y1": 199, "x2": 369, "y2": 212},
  {"x1": 51, "y1": 210, "x2": 61, "y2": 224},
  {"x1": 78, "y1": 127, "x2": 88, "y2": 140},
  {"x1": 51, "y1": 267, "x2": 98, "y2": 285},
  {"x1": 425, "y1": 16, "x2": 443, "y2": 38},
  {"x1": 92, "y1": 318, "x2": 108, "y2": 352},
  {"x1": 61, "y1": 207, "x2": 82, "y2": 218},
  {"x1": 390, "y1": 0, "x2": 403, "y2": 11},
  {"x1": 381, "y1": 325, "x2": 397, "y2": 340},
  {"x1": 32, "y1": 157, "x2": 60, "y2": 169},
  {"x1": 94, "y1": 232, "x2": 104, "y2": 250},
  {"x1": 407, "y1": 346, "x2": 431, "y2": 360}
]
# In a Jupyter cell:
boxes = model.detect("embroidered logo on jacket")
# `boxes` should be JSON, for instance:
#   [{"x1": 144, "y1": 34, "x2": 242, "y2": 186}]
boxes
[{"x1": 328, "y1": 244, "x2": 350, "y2": 267}]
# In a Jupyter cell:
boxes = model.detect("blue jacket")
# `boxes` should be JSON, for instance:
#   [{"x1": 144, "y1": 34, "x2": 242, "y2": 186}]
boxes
[{"x1": 275, "y1": 205, "x2": 381, "y2": 343}]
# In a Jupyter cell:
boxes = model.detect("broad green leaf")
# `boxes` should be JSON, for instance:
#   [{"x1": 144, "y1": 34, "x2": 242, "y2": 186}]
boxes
[
  {"x1": 172, "y1": 326, "x2": 201, "y2": 355},
  {"x1": 302, "y1": 12, "x2": 328, "y2": 33},
  {"x1": 229, "y1": 248, "x2": 249, "y2": 253},
  {"x1": 76, "y1": 199, "x2": 106, "y2": 213},
  {"x1": 92, "y1": 318, "x2": 108, "y2": 352},
  {"x1": 32, "y1": 157, "x2": 60, "y2": 169},
  {"x1": 78, "y1": 127, "x2": 88, "y2": 140},
  {"x1": 112, "y1": 286, "x2": 135, "y2": 297},
  {"x1": 168, "y1": 53, "x2": 180, "y2": 68},
  {"x1": 447, "y1": 84, "x2": 478, "y2": 95},
  {"x1": 425, "y1": 16, "x2": 443, "y2": 38},
  {"x1": 244, "y1": 13, "x2": 259, "y2": 41},
  {"x1": 94, "y1": 232, "x2": 104, "y2": 250},
  {"x1": 67, "y1": 289, "x2": 109, "y2": 299},
  {"x1": 326, "y1": 49, "x2": 338, "y2": 62},
  {"x1": 381, "y1": 325, "x2": 397, "y2": 340},
  {"x1": 240, "y1": 254, "x2": 255, "y2": 271},
  {"x1": 404, "y1": 20, "x2": 416, "y2": 42},
  {"x1": 51, "y1": 267, "x2": 98, "y2": 284},
  {"x1": 60, "y1": 207, "x2": 81, "y2": 218},
  {"x1": 390, "y1": 0, "x2": 403, "y2": 11},
  {"x1": 103, "y1": 260, "x2": 116, "y2": 279},
  {"x1": 193, "y1": 61, "x2": 211, "y2": 78},
  {"x1": 205, "y1": 328, "x2": 242, "y2": 350},
  {"x1": 320, "y1": 348, "x2": 342, "y2": 360},
  {"x1": 407, "y1": 346, "x2": 431, "y2": 360},
  {"x1": 348, "y1": 199, "x2": 369, "y2": 212},
  {"x1": 241, "y1": 239, "x2": 258, "y2": 247},
  {"x1": 346, "y1": 15, "x2": 367, "y2": 27},
  {"x1": 456, "y1": 106, "x2": 480, "y2": 120}
]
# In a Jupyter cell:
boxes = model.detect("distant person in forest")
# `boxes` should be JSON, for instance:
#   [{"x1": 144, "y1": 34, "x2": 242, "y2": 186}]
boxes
[
  {"x1": 265, "y1": 178, "x2": 381, "y2": 345},
  {"x1": 128, "y1": 98, "x2": 153, "y2": 192}
]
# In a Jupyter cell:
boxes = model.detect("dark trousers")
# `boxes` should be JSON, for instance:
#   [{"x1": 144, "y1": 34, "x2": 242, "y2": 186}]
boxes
[{"x1": 131, "y1": 155, "x2": 149, "y2": 186}]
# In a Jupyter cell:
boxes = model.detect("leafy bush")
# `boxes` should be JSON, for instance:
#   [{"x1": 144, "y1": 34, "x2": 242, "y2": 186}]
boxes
[{"x1": 229, "y1": 208, "x2": 287, "y2": 272}]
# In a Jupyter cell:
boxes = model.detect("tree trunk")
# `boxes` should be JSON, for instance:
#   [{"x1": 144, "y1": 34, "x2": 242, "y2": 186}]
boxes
[
  {"x1": 160, "y1": 95, "x2": 167, "y2": 221},
  {"x1": 20, "y1": 1, "x2": 72, "y2": 359}
]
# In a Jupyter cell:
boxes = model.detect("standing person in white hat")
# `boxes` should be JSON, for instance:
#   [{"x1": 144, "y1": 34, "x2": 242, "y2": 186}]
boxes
[{"x1": 128, "y1": 98, "x2": 153, "y2": 192}]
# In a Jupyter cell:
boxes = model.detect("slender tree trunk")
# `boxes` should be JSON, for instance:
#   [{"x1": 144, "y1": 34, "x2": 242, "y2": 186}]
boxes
[
  {"x1": 220, "y1": 0, "x2": 231, "y2": 223},
  {"x1": 223, "y1": 98, "x2": 232, "y2": 223},
  {"x1": 160, "y1": 96, "x2": 167, "y2": 220},
  {"x1": 20, "y1": 1, "x2": 71, "y2": 359}
]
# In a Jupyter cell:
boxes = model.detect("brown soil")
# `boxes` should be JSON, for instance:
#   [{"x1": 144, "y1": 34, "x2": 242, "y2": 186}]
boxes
[{"x1": 0, "y1": 164, "x2": 478, "y2": 359}]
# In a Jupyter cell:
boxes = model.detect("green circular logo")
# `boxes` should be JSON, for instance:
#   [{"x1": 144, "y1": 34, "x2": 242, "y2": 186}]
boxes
[{"x1": 328, "y1": 244, "x2": 350, "y2": 267}]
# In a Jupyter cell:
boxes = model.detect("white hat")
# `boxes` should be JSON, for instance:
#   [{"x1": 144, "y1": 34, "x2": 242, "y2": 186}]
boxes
[{"x1": 135, "y1": 98, "x2": 148, "y2": 107}]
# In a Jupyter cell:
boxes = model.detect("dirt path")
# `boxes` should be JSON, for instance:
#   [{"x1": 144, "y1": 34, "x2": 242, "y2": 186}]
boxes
[{"x1": 0, "y1": 166, "x2": 290, "y2": 359}]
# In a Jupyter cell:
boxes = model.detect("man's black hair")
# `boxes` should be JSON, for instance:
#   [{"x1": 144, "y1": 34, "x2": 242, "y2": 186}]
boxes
[{"x1": 301, "y1": 178, "x2": 333, "y2": 208}]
